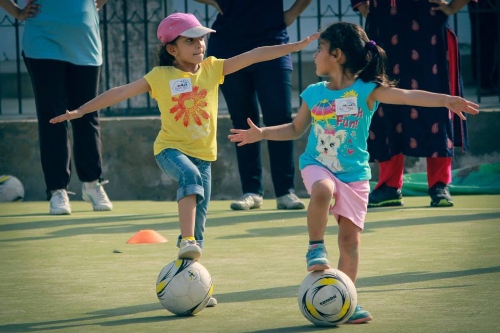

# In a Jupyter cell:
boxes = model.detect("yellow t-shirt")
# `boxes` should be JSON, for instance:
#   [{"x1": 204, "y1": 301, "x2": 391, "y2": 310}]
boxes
[{"x1": 144, "y1": 57, "x2": 225, "y2": 161}]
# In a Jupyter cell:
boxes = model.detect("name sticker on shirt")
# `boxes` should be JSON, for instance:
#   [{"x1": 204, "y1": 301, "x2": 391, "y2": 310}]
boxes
[
  {"x1": 170, "y1": 78, "x2": 193, "y2": 95},
  {"x1": 335, "y1": 97, "x2": 358, "y2": 115}
]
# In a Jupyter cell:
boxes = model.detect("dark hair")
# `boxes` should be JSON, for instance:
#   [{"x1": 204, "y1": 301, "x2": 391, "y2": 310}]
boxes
[
  {"x1": 156, "y1": 37, "x2": 179, "y2": 66},
  {"x1": 319, "y1": 22, "x2": 395, "y2": 86}
]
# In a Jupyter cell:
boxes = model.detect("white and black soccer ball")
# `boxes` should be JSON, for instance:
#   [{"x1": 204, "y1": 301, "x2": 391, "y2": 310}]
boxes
[
  {"x1": 0, "y1": 175, "x2": 24, "y2": 202},
  {"x1": 156, "y1": 259, "x2": 213, "y2": 316},
  {"x1": 298, "y1": 268, "x2": 357, "y2": 326}
]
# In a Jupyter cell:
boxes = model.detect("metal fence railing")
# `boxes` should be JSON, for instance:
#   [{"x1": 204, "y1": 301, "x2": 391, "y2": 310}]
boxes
[{"x1": 0, "y1": 0, "x2": 497, "y2": 117}]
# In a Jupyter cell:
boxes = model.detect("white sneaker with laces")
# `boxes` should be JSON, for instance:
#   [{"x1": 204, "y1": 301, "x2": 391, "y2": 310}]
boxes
[
  {"x1": 82, "y1": 180, "x2": 113, "y2": 211},
  {"x1": 178, "y1": 239, "x2": 202, "y2": 260},
  {"x1": 50, "y1": 189, "x2": 71, "y2": 215},
  {"x1": 230, "y1": 193, "x2": 263, "y2": 210},
  {"x1": 276, "y1": 192, "x2": 305, "y2": 210}
]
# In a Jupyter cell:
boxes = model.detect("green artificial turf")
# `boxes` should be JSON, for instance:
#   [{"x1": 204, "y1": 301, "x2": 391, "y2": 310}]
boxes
[{"x1": 0, "y1": 196, "x2": 499, "y2": 333}]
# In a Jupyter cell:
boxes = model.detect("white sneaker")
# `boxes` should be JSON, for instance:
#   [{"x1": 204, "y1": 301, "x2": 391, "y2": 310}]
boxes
[
  {"x1": 178, "y1": 239, "x2": 202, "y2": 260},
  {"x1": 276, "y1": 192, "x2": 305, "y2": 210},
  {"x1": 206, "y1": 296, "x2": 217, "y2": 307},
  {"x1": 50, "y1": 189, "x2": 71, "y2": 215},
  {"x1": 230, "y1": 193, "x2": 263, "y2": 210},
  {"x1": 82, "y1": 180, "x2": 113, "y2": 211}
]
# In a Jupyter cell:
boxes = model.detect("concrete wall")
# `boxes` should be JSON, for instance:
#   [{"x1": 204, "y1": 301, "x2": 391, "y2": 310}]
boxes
[
  {"x1": 1, "y1": 112, "x2": 499, "y2": 202},
  {"x1": 0, "y1": 116, "x2": 309, "y2": 201}
]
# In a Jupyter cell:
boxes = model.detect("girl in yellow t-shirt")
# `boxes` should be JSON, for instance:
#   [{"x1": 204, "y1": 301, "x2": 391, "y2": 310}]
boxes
[{"x1": 50, "y1": 12, "x2": 317, "y2": 275}]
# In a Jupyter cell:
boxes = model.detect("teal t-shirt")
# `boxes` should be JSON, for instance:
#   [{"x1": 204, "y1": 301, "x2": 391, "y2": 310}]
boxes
[
  {"x1": 299, "y1": 79, "x2": 379, "y2": 183},
  {"x1": 23, "y1": 0, "x2": 102, "y2": 66}
]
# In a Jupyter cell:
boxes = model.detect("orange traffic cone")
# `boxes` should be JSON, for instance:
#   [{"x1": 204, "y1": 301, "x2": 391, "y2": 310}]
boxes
[{"x1": 126, "y1": 230, "x2": 168, "y2": 244}]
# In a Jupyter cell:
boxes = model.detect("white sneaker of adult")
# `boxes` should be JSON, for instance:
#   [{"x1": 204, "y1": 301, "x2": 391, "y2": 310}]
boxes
[
  {"x1": 82, "y1": 180, "x2": 113, "y2": 211},
  {"x1": 49, "y1": 189, "x2": 71, "y2": 215},
  {"x1": 230, "y1": 193, "x2": 263, "y2": 210}
]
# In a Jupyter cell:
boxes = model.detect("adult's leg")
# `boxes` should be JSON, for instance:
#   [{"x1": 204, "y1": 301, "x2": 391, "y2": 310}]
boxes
[
  {"x1": 468, "y1": 1, "x2": 499, "y2": 92},
  {"x1": 369, "y1": 154, "x2": 404, "y2": 207},
  {"x1": 23, "y1": 56, "x2": 71, "y2": 198},
  {"x1": 426, "y1": 157, "x2": 453, "y2": 207},
  {"x1": 66, "y1": 64, "x2": 103, "y2": 182},
  {"x1": 375, "y1": 154, "x2": 404, "y2": 189},
  {"x1": 426, "y1": 157, "x2": 452, "y2": 188},
  {"x1": 220, "y1": 71, "x2": 262, "y2": 195},
  {"x1": 254, "y1": 69, "x2": 295, "y2": 197}
]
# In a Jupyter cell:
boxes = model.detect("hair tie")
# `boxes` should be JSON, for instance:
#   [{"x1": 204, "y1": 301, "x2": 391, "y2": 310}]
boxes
[{"x1": 366, "y1": 40, "x2": 377, "y2": 51}]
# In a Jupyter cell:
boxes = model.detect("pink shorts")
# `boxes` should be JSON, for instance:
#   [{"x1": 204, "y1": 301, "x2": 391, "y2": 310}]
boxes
[{"x1": 301, "y1": 165, "x2": 370, "y2": 230}]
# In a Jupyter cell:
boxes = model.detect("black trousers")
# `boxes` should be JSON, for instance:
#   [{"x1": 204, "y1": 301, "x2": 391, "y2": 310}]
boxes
[
  {"x1": 23, "y1": 55, "x2": 103, "y2": 199},
  {"x1": 468, "y1": 1, "x2": 500, "y2": 91},
  {"x1": 220, "y1": 68, "x2": 295, "y2": 198}
]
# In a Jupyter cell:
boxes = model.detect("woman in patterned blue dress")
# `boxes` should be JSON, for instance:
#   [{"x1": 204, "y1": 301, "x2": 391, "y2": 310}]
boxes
[{"x1": 351, "y1": 0, "x2": 475, "y2": 207}]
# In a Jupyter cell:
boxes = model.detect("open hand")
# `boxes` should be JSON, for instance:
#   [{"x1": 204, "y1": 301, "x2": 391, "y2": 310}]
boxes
[
  {"x1": 228, "y1": 118, "x2": 263, "y2": 146},
  {"x1": 429, "y1": 0, "x2": 455, "y2": 16},
  {"x1": 293, "y1": 32, "x2": 320, "y2": 52},
  {"x1": 49, "y1": 110, "x2": 84, "y2": 124},
  {"x1": 18, "y1": 0, "x2": 40, "y2": 20},
  {"x1": 445, "y1": 96, "x2": 479, "y2": 120}
]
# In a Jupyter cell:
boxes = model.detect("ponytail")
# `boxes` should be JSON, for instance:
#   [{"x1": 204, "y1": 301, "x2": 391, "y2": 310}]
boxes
[{"x1": 358, "y1": 40, "x2": 396, "y2": 87}]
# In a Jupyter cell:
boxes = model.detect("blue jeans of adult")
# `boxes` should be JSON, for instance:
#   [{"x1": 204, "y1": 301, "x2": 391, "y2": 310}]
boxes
[
  {"x1": 220, "y1": 68, "x2": 295, "y2": 198},
  {"x1": 155, "y1": 148, "x2": 211, "y2": 249}
]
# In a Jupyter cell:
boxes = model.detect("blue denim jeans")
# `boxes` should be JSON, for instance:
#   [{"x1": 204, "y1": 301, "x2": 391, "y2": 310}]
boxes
[{"x1": 155, "y1": 148, "x2": 211, "y2": 249}]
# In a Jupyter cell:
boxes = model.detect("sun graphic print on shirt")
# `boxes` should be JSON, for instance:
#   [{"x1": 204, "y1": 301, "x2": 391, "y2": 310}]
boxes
[{"x1": 170, "y1": 86, "x2": 211, "y2": 136}]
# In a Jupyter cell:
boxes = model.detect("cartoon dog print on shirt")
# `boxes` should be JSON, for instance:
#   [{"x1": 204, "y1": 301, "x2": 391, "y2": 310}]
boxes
[{"x1": 314, "y1": 124, "x2": 347, "y2": 172}]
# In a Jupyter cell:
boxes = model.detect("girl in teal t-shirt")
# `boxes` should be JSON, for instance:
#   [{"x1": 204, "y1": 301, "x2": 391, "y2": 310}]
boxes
[{"x1": 228, "y1": 21, "x2": 478, "y2": 324}]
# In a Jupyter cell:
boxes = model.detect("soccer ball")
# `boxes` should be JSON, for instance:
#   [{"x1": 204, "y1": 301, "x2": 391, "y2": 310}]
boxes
[
  {"x1": 298, "y1": 268, "x2": 357, "y2": 326},
  {"x1": 156, "y1": 259, "x2": 213, "y2": 316},
  {"x1": 0, "y1": 175, "x2": 24, "y2": 202}
]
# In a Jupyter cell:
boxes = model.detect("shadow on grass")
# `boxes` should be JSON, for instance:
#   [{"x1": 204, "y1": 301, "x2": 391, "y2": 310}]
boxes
[
  {"x1": 244, "y1": 325, "x2": 340, "y2": 332},
  {"x1": 216, "y1": 211, "x2": 500, "y2": 239},
  {"x1": 0, "y1": 206, "x2": 499, "y2": 242},
  {"x1": 212, "y1": 266, "x2": 500, "y2": 303},
  {"x1": 1, "y1": 265, "x2": 498, "y2": 332},
  {"x1": 0, "y1": 303, "x2": 183, "y2": 332},
  {"x1": 0, "y1": 209, "x2": 307, "y2": 242}
]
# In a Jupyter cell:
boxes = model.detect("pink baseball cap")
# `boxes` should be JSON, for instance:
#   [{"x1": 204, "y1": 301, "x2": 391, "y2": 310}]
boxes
[{"x1": 157, "y1": 13, "x2": 215, "y2": 44}]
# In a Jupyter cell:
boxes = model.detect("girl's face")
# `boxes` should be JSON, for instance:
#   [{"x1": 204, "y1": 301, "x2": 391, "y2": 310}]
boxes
[
  {"x1": 167, "y1": 36, "x2": 207, "y2": 72},
  {"x1": 313, "y1": 39, "x2": 336, "y2": 77}
]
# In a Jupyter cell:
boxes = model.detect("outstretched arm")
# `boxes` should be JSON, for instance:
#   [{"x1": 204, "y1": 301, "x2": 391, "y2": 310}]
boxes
[
  {"x1": 223, "y1": 33, "x2": 319, "y2": 76},
  {"x1": 284, "y1": 0, "x2": 312, "y2": 26},
  {"x1": 228, "y1": 101, "x2": 312, "y2": 146},
  {"x1": 95, "y1": 0, "x2": 108, "y2": 11},
  {"x1": 50, "y1": 78, "x2": 151, "y2": 123},
  {"x1": 430, "y1": 0, "x2": 472, "y2": 16},
  {"x1": 370, "y1": 86, "x2": 479, "y2": 120},
  {"x1": 193, "y1": 0, "x2": 223, "y2": 14},
  {"x1": 351, "y1": 1, "x2": 369, "y2": 17},
  {"x1": 0, "y1": 0, "x2": 40, "y2": 20}
]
